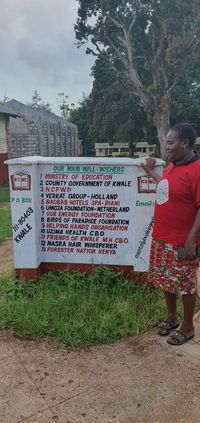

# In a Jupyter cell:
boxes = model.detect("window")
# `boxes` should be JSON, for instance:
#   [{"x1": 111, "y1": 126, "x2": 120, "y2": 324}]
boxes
[
  {"x1": 143, "y1": 148, "x2": 146, "y2": 153},
  {"x1": 120, "y1": 148, "x2": 129, "y2": 152},
  {"x1": 113, "y1": 148, "x2": 119, "y2": 152},
  {"x1": 109, "y1": 148, "x2": 113, "y2": 154},
  {"x1": 98, "y1": 148, "x2": 102, "y2": 153}
]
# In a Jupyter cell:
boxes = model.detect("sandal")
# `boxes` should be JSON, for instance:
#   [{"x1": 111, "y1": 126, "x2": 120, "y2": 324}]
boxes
[
  {"x1": 158, "y1": 320, "x2": 180, "y2": 336},
  {"x1": 167, "y1": 329, "x2": 194, "y2": 346}
]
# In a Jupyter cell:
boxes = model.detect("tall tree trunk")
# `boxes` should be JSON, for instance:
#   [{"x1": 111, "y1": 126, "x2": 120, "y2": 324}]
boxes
[
  {"x1": 153, "y1": 101, "x2": 170, "y2": 159},
  {"x1": 128, "y1": 137, "x2": 137, "y2": 157}
]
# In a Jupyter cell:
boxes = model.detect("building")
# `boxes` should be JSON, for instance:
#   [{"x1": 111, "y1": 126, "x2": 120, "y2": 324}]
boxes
[
  {"x1": 95, "y1": 142, "x2": 156, "y2": 158},
  {"x1": 0, "y1": 106, "x2": 18, "y2": 184},
  {"x1": 1, "y1": 99, "x2": 81, "y2": 160}
]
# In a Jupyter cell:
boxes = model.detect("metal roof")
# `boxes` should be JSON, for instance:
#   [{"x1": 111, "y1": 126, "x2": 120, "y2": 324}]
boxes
[
  {"x1": 4, "y1": 100, "x2": 76, "y2": 125},
  {"x1": 0, "y1": 106, "x2": 18, "y2": 118}
]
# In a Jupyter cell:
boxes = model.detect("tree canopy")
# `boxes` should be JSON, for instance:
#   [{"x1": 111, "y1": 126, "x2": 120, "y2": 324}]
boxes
[
  {"x1": 70, "y1": 96, "x2": 95, "y2": 156},
  {"x1": 90, "y1": 55, "x2": 156, "y2": 155},
  {"x1": 26, "y1": 90, "x2": 52, "y2": 111},
  {"x1": 75, "y1": 0, "x2": 200, "y2": 157}
]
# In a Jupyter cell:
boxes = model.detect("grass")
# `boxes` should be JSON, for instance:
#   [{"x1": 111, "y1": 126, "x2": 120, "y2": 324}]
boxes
[
  {"x1": 0, "y1": 267, "x2": 184, "y2": 347},
  {"x1": 0, "y1": 186, "x2": 196, "y2": 347},
  {"x1": 0, "y1": 209, "x2": 12, "y2": 242},
  {"x1": 0, "y1": 186, "x2": 10, "y2": 203},
  {"x1": 0, "y1": 186, "x2": 12, "y2": 242}
]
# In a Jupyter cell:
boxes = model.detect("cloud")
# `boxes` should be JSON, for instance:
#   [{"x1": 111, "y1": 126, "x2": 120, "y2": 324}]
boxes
[{"x1": 0, "y1": 0, "x2": 94, "y2": 111}]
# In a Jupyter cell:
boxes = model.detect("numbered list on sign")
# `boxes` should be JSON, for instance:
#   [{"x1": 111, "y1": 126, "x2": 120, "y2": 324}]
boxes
[{"x1": 39, "y1": 165, "x2": 135, "y2": 265}]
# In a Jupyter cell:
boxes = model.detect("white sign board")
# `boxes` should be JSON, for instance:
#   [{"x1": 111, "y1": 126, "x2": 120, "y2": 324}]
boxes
[{"x1": 6, "y1": 157, "x2": 164, "y2": 277}]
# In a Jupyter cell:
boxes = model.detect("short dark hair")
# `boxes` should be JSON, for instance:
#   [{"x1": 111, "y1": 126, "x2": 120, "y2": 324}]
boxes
[{"x1": 171, "y1": 122, "x2": 197, "y2": 147}]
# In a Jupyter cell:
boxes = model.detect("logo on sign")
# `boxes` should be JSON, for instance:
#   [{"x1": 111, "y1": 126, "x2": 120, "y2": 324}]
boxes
[
  {"x1": 11, "y1": 172, "x2": 31, "y2": 191},
  {"x1": 138, "y1": 176, "x2": 156, "y2": 194}
]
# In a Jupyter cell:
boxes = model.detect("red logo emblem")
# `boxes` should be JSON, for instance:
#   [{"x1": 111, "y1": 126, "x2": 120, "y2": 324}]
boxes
[
  {"x1": 11, "y1": 173, "x2": 31, "y2": 191},
  {"x1": 138, "y1": 176, "x2": 156, "y2": 194}
]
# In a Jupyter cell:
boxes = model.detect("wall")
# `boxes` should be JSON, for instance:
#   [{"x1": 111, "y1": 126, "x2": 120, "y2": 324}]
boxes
[
  {"x1": 0, "y1": 116, "x2": 8, "y2": 184},
  {"x1": 4, "y1": 100, "x2": 80, "y2": 160},
  {"x1": 9, "y1": 117, "x2": 79, "y2": 159}
]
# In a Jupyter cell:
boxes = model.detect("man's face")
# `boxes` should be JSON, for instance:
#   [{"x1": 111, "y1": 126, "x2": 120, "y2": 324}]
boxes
[{"x1": 165, "y1": 130, "x2": 187, "y2": 162}]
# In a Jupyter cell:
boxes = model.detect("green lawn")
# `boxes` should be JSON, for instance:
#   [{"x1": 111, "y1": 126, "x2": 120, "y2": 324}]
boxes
[
  {"x1": 0, "y1": 187, "x2": 195, "y2": 347},
  {"x1": 0, "y1": 209, "x2": 12, "y2": 242},
  {"x1": 0, "y1": 187, "x2": 10, "y2": 203},
  {"x1": 0, "y1": 267, "x2": 183, "y2": 347}
]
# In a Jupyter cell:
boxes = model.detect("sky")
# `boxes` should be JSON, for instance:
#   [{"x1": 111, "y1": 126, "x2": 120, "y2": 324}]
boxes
[{"x1": 0, "y1": 0, "x2": 95, "y2": 114}]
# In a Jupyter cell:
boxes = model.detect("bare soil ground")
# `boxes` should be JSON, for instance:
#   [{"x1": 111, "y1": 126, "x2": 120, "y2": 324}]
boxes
[{"x1": 1, "y1": 314, "x2": 200, "y2": 423}]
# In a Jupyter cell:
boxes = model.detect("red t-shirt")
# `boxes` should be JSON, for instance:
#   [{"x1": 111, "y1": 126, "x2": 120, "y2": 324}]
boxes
[{"x1": 152, "y1": 158, "x2": 200, "y2": 246}]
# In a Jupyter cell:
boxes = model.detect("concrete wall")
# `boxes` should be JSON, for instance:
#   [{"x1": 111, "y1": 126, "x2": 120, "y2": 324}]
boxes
[
  {"x1": 0, "y1": 116, "x2": 7, "y2": 154},
  {"x1": 0, "y1": 116, "x2": 9, "y2": 184},
  {"x1": 5, "y1": 100, "x2": 81, "y2": 160}
]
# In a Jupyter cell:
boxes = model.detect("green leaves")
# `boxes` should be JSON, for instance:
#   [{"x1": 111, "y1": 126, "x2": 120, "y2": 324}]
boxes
[
  {"x1": 75, "y1": 0, "x2": 200, "y2": 156},
  {"x1": 0, "y1": 268, "x2": 169, "y2": 346}
]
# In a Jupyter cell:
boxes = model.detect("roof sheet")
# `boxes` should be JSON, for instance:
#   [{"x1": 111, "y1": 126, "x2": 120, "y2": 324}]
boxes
[{"x1": 0, "y1": 106, "x2": 18, "y2": 118}]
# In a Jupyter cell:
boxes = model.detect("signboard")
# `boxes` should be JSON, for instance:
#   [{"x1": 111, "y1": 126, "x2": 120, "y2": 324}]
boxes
[{"x1": 6, "y1": 157, "x2": 164, "y2": 279}]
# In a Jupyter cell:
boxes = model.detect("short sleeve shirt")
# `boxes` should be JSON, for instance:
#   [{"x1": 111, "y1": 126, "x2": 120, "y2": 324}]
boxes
[{"x1": 152, "y1": 158, "x2": 200, "y2": 246}]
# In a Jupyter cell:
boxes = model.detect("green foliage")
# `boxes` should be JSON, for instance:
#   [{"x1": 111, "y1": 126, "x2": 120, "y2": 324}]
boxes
[
  {"x1": 70, "y1": 57, "x2": 157, "y2": 156},
  {"x1": 75, "y1": 0, "x2": 200, "y2": 156},
  {"x1": 26, "y1": 90, "x2": 52, "y2": 111},
  {"x1": 90, "y1": 56, "x2": 156, "y2": 153},
  {"x1": 0, "y1": 268, "x2": 170, "y2": 346},
  {"x1": 0, "y1": 210, "x2": 12, "y2": 242},
  {"x1": 70, "y1": 97, "x2": 95, "y2": 156},
  {"x1": 0, "y1": 95, "x2": 10, "y2": 104},
  {"x1": 171, "y1": 77, "x2": 200, "y2": 133},
  {"x1": 57, "y1": 93, "x2": 76, "y2": 119}
]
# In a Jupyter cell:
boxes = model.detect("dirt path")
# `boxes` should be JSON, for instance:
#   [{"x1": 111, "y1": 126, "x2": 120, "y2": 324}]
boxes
[{"x1": 0, "y1": 313, "x2": 200, "y2": 423}]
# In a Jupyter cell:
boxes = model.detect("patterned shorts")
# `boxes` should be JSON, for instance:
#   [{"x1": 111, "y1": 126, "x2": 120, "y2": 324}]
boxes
[{"x1": 149, "y1": 239, "x2": 199, "y2": 295}]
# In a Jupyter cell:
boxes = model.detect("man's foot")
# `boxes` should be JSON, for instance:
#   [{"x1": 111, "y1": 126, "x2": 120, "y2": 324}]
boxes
[{"x1": 158, "y1": 320, "x2": 180, "y2": 336}]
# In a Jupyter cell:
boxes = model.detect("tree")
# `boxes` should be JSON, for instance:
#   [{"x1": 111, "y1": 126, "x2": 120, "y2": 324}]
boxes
[
  {"x1": 0, "y1": 95, "x2": 10, "y2": 105},
  {"x1": 57, "y1": 92, "x2": 75, "y2": 119},
  {"x1": 90, "y1": 55, "x2": 156, "y2": 156},
  {"x1": 69, "y1": 97, "x2": 95, "y2": 156},
  {"x1": 75, "y1": 0, "x2": 200, "y2": 157},
  {"x1": 57, "y1": 92, "x2": 69, "y2": 118},
  {"x1": 27, "y1": 90, "x2": 51, "y2": 111},
  {"x1": 171, "y1": 76, "x2": 200, "y2": 134}
]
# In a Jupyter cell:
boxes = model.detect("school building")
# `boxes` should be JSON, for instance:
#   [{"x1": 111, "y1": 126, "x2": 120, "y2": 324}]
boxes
[{"x1": 95, "y1": 142, "x2": 156, "y2": 158}]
